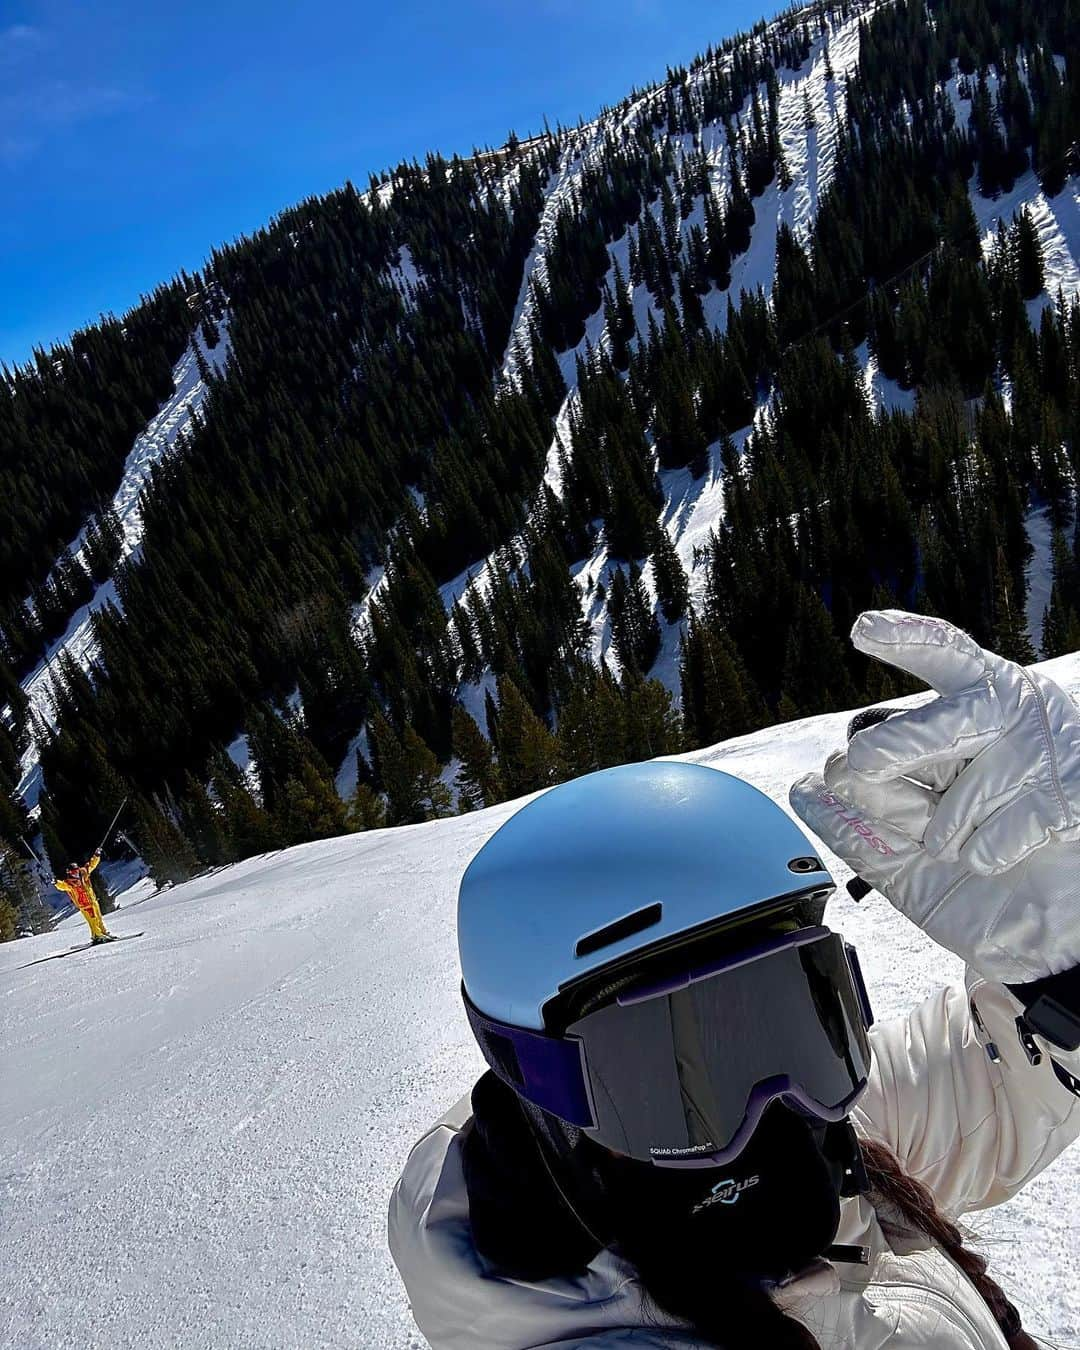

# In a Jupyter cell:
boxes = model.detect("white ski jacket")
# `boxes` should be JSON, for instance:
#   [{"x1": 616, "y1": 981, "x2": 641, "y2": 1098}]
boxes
[{"x1": 388, "y1": 974, "x2": 1080, "y2": 1349}]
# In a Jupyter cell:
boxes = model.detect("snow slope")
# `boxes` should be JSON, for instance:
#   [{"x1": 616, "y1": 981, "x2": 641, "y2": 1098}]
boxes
[
  {"x1": 446, "y1": 7, "x2": 872, "y2": 695},
  {"x1": 15, "y1": 322, "x2": 232, "y2": 805},
  {"x1": 475, "y1": 38, "x2": 1080, "y2": 703},
  {"x1": 3, "y1": 654, "x2": 1079, "y2": 1349}
]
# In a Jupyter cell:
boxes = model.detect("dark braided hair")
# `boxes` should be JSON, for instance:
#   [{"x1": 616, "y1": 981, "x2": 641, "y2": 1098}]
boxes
[
  {"x1": 624, "y1": 1139, "x2": 1036, "y2": 1350},
  {"x1": 860, "y1": 1139, "x2": 1037, "y2": 1350},
  {"x1": 623, "y1": 1233, "x2": 820, "y2": 1349}
]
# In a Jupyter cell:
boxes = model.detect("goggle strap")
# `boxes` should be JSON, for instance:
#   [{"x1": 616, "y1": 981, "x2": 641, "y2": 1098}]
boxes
[{"x1": 464, "y1": 991, "x2": 595, "y2": 1128}]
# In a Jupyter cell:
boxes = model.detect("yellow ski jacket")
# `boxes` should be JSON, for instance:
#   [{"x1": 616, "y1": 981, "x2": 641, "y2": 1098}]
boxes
[{"x1": 54, "y1": 852, "x2": 101, "y2": 907}]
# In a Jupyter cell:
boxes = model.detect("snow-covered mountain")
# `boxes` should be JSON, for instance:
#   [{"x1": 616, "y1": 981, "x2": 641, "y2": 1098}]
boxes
[
  {"x1": 3, "y1": 660, "x2": 1079, "y2": 1349},
  {"x1": 4, "y1": 0, "x2": 1080, "y2": 935},
  {"x1": 15, "y1": 320, "x2": 232, "y2": 809}
]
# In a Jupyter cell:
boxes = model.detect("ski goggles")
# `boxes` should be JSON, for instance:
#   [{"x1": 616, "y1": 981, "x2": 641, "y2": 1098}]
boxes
[{"x1": 465, "y1": 926, "x2": 873, "y2": 1166}]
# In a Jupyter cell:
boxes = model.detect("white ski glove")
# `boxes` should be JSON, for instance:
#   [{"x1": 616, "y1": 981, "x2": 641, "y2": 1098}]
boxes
[{"x1": 790, "y1": 610, "x2": 1080, "y2": 987}]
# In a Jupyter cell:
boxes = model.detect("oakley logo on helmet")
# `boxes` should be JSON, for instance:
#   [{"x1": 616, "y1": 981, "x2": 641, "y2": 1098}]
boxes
[
  {"x1": 692, "y1": 1174, "x2": 760, "y2": 1213},
  {"x1": 815, "y1": 790, "x2": 896, "y2": 857}
]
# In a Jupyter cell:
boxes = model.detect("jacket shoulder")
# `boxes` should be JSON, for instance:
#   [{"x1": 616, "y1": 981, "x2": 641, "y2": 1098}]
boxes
[
  {"x1": 387, "y1": 1093, "x2": 473, "y2": 1253},
  {"x1": 433, "y1": 1093, "x2": 473, "y2": 1134},
  {"x1": 387, "y1": 1092, "x2": 657, "y2": 1349}
]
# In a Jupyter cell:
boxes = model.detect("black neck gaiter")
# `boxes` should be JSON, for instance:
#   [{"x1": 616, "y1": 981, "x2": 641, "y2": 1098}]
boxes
[
  {"x1": 464, "y1": 1072, "x2": 865, "y2": 1287},
  {"x1": 587, "y1": 1101, "x2": 858, "y2": 1284}
]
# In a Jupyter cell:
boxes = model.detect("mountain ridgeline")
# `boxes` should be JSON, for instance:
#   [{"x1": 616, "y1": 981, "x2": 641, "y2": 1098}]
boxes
[{"x1": 3, "y1": 0, "x2": 1080, "y2": 913}]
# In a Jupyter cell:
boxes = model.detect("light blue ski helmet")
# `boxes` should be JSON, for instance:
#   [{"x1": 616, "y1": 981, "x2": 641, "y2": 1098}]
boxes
[{"x1": 458, "y1": 760, "x2": 834, "y2": 1032}]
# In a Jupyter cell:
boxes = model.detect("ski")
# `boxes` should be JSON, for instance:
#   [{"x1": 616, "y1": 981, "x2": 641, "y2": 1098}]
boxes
[{"x1": 16, "y1": 932, "x2": 145, "y2": 969}]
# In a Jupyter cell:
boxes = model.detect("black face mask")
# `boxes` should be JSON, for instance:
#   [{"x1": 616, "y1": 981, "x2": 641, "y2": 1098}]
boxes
[
  {"x1": 464, "y1": 1072, "x2": 868, "y2": 1287},
  {"x1": 587, "y1": 1100, "x2": 868, "y2": 1284}
]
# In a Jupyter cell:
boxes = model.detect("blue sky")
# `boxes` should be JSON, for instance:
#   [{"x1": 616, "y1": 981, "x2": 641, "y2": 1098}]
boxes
[{"x1": 1, "y1": 0, "x2": 766, "y2": 366}]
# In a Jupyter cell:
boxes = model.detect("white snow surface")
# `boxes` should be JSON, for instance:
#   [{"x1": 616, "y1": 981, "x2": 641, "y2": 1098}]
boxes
[
  {"x1": 974, "y1": 169, "x2": 1080, "y2": 320},
  {"x1": 15, "y1": 321, "x2": 232, "y2": 803},
  {"x1": 386, "y1": 245, "x2": 423, "y2": 308},
  {"x1": 334, "y1": 725, "x2": 370, "y2": 799},
  {"x1": 109, "y1": 320, "x2": 232, "y2": 558},
  {"x1": 3, "y1": 654, "x2": 1080, "y2": 1349}
]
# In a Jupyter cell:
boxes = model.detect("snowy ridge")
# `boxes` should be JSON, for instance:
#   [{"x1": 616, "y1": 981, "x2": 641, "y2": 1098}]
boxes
[
  {"x1": 3, "y1": 654, "x2": 1078, "y2": 1348},
  {"x1": 449, "y1": 8, "x2": 871, "y2": 695},
  {"x1": 385, "y1": 245, "x2": 423, "y2": 310},
  {"x1": 500, "y1": 5, "x2": 866, "y2": 387},
  {"x1": 348, "y1": 564, "x2": 388, "y2": 647},
  {"x1": 973, "y1": 167, "x2": 1080, "y2": 317},
  {"x1": 107, "y1": 318, "x2": 232, "y2": 557},
  {"x1": 453, "y1": 20, "x2": 1080, "y2": 705},
  {"x1": 966, "y1": 165, "x2": 1080, "y2": 648},
  {"x1": 16, "y1": 321, "x2": 232, "y2": 804}
]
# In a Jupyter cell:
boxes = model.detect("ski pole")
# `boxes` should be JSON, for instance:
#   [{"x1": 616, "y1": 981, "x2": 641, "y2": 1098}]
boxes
[
  {"x1": 15, "y1": 835, "x2": 51, "y2": 887},
  {"x1": 18, "y1": 835, "x2": 42, "y2": 866},
  {"x1": 96, "y1": 797, "x2": 128, "y2": 856}
]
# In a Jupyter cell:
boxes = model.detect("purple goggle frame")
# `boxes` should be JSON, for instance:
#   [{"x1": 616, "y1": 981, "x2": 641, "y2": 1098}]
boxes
[{"x1": 465, "y1": 926, "x2": 875, "y2": 1167}]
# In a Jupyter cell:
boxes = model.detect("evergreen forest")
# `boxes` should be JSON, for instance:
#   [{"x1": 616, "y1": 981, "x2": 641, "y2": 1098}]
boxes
[{"x1": 3, "y1": 0, "x2": 1080, "y2": 927}]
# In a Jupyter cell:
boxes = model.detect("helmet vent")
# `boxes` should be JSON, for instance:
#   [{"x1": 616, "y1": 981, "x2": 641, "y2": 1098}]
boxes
[
  {"x1": 788, "y1": 856, "x2": 822, "y2": 874},
  {"x1": 575, "y1": 903, "x2": 663, "y2": 958}
]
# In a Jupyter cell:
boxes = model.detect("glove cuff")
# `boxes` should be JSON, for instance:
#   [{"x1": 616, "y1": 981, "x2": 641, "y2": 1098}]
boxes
[{"x1": 1006, "y1": 965, "x2": 1080, "y2": 1052}]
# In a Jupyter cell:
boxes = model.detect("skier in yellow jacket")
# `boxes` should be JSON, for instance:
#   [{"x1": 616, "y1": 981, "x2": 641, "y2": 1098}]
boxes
[{"x1": 54, "y1": 853, "x2": 115, "y2": 943}]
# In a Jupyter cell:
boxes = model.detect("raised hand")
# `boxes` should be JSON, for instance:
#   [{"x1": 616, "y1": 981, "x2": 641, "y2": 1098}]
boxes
[{"x1": 790, "y1": 610, "x2": 1080, "y2": 986}]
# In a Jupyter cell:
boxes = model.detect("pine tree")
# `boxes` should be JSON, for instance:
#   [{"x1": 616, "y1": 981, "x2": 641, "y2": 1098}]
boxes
[
  {"x1": 703, "y1": 190, "x2": 731, "y2": 288},
  {"x1": 803, "y1": 87, "x2": 817, "y2": 129},
  {"x1": 133, "y1": 794, "x2": 201, "y2": 886},
  {"x1": 0, "y1": 887, "x2": 17, "y2": 941},
  {"x1": 278, "y1": 760, "x2": 351, "y2": 844},
  {"x1": 1015, "y1": 208, "x2": 1046, "y2": 301},
  {"x1": 210, "y1": 752, "x2": 275, "y2": 859},
  {"x1": 777, "y1": 142, "x2": 793, "y2": 191},
  {"x1": 621, "y1": 675, "x2": 683, "y2": 761},
  {"x1": 82, "y1": 506, "x2": 125, "y2": 582},
  {"x1": 779, "y1": 586, "x2": 858, "y2": 716},
  {"x1": 679, "y1": 617, "x2": 767, "y2": 747},
  {"x1": 370, "y1": 714, "x2": 451, "y2": 825},
  {"x1": 651, "y1": 525, "x2": 690, "y2": 623},
  {"x1": 609, "y1": 564, "x2": 661, "y2": 675},
  {"x1": 179, "y1": 771, "x2": 230, "y2": 865},
  {"x1": 452, "y1": 705, "x2": 504, "y2": 810},
  {"x1": 991, "y1": 550, "x2": 1036, "y2": 665},
  {"x1": 347, "y1": 783, "x2": 388, "y2": 831},
  {"x1": 493, "y1": 676, "x2": 562, "y2": 798},
  {"x1": 0, "y1": 847, "x2": 52, "y2": 937},
  {"x1": 655, "y1": 380, "x2": 708, "y2": 473},
  {"x1": 19, "y1": 871, "x2": 55, "y2": 934},
  {"x1": 1042, "y1": 529, "x2": 1080, "y2": 657},
  {"x1": 556, "y1": 662, "x2": 628, "y2": 776}
]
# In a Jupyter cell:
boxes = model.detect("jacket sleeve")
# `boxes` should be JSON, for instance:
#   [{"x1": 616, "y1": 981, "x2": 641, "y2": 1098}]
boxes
[
  {"x1": 54, "y1": 880, "x2": 71, "y2": 897},
  {"x1": 388, "y1": 1102, "x2": 687, "y2": 1350},
  {"x1": 852, "y1": 974, "x2": 1080, "y2": 1216},
  {"x1": 86, "y1": 853, "x2": 100, "y2": 875}
]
